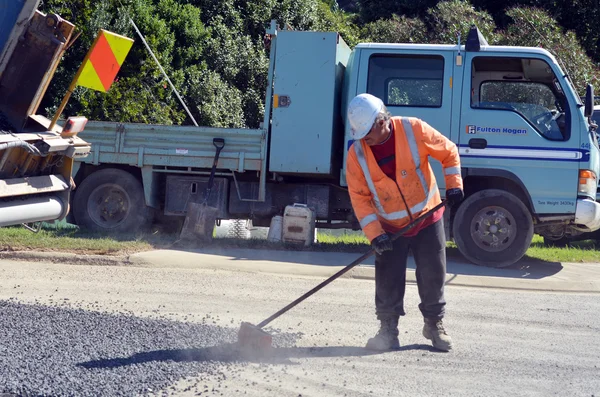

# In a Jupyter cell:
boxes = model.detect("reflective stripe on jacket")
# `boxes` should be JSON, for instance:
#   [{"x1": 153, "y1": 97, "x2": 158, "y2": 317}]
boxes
[{"x1": 346, "y1": 116, "x2": 463, "y2": 242}]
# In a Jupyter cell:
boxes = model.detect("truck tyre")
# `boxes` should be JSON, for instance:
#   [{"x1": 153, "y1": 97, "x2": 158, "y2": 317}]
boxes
[
  {"x1": 452, "y1": 189, "x2": 533, "y2": 268},
  {"x1": 72, "y1": 168, "x2": 152, "y2": 233}
]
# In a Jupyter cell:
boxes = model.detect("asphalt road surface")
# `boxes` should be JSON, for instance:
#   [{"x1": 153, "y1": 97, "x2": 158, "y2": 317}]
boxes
[{"x1": 0, "y1": 258, "x2": 598, "y2": 397}]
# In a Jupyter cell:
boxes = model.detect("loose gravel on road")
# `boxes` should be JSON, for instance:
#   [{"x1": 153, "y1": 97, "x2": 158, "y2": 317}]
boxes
[
  {"x1": 0, "y1": 299, "x2": 301, "y2": 397},
  {"x1": 2, "y1": 259, "x2": 600, "y2": 397}
]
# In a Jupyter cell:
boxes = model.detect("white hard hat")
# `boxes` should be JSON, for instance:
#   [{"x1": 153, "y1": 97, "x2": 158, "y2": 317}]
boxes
[{"x1": 347, "y1": 93, "x2": 384, "y2": 140}]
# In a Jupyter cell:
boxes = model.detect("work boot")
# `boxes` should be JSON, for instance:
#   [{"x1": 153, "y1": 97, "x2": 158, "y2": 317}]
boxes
[
  {"x1": 365, "y1": 316, "x2": 400, "y2": 351},
  {"x1": 422, "y1": 318, "x2": 453, "y2": 352}
]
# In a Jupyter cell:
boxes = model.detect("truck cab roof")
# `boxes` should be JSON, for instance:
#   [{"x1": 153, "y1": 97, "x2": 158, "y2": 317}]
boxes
[{"x1": 354, "y1": 43, "x2": 558, "y2": 63}]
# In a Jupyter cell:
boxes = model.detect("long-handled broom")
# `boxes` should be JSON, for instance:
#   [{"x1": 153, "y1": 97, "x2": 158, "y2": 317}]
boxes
[{"x1": 236, "y1": 200, "x2": 447, "y2": 351}]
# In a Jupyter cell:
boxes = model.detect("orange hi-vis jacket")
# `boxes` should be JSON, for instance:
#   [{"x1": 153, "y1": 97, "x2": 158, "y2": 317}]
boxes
[{"x1": 346, "y1": 116, "x2": 463, "y2": 242}]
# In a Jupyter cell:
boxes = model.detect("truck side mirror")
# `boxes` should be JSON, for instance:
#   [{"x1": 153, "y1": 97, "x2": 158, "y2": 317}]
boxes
[{"x1": 584, "y1": 84, "x2": 594, "y2": 118}]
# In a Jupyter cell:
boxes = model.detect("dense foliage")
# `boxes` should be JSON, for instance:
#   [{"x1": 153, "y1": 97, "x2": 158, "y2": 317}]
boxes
[{"x1": 37, "y1": 0, "x2": 600, "y2": 128}]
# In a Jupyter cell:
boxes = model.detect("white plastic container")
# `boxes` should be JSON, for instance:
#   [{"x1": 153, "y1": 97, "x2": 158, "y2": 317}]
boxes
[
  {"x1": 267, "y1": 215, "x2": 283, "y2": 242},
  {"x1": 282, "y1": 203, "x2": 316, "y2": 247}
]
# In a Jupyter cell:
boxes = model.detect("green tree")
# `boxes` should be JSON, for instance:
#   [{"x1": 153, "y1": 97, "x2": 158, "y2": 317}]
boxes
[
  {"x1": 423, "y1": 0, "x2": 499, "y2": 44},
  {"x1": 356, "y1": 0, "x2": 440, "y2": 23},
  {"x1": 38, "y1": 0, "x2": 354, "y2": 128},
  {"x1": 39, "y1": 0, "x2": 250, "y2": 126},
  {"x1": 201, "y1": 15, "x2": 268, "y2": 127},
  {"x1": 36, "y1": 0, "x2": 600, "y2": 128},
  {"x1": 470, "y1": 0, "x2": 600, "y2": 62},
  {"x1": 182, "y1": 65, "x2": 246, "y2": 127},
  {"x1": 361, "y1": 14, "x2": 428, "y2": 43},
  {"x1": 500, "y1": 6, "x2": 600, "y2": 94},
  {"x1": 315, "y1": 0, "x2": 362, "y2": 47}
]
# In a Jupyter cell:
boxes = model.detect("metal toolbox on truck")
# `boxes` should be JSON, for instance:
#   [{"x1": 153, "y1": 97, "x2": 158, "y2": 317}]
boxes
[
  {"x1": 269, "y1": 30, "x2": 351, "y2": 176},
  {"x1": 164, "y1": 175, "x2": 228, "y2": 218}
]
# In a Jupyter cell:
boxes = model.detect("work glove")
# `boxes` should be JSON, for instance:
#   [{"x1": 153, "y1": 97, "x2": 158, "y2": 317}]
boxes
[
  {"x1": 372, "y1": 234, "x2": 393, "y2": 255},
  {"x1": 446, "y1": 188, "x2": 464, "y2": 206}
]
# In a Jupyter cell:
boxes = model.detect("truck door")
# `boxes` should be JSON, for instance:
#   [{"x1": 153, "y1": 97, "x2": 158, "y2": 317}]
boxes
[
  {"x1": 355, "y1": 47, "x2": 456, "y2": 192},
  {"x1": 457, "y1": 52, "x2": 579, "y2": 215}
]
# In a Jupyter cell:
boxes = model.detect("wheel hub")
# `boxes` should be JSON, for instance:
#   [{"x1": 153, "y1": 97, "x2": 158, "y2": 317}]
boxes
[
  {"x1": 87, "y1": 184, "x2": 131, "y2": 228},
  {"x1": 470, "y1": 206, "x2": 517, "y2": 252}
]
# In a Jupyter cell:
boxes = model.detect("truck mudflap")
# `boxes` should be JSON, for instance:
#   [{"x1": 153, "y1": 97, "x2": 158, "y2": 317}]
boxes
[{"x1": 574, "y1": 198, "x2": 600, "y2": 231}]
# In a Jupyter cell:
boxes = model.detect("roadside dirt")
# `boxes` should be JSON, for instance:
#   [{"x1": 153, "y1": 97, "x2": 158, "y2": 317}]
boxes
[
  {"x1": 0, "y1": 251, "x2": 136, "y2": 267},
  {"x1": 1, "y1": 237, "x2": 372, "y2": 258}
]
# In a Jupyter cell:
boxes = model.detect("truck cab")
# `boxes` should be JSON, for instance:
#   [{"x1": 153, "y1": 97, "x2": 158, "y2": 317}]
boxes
[{"x1": 341, "y1": 27, "x2": 600, "y2": 267}]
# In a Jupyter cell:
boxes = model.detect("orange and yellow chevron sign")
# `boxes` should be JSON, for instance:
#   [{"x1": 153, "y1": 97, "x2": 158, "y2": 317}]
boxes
[{"x1": 76, "y1": 29, "x2": 134, "y2": 93}]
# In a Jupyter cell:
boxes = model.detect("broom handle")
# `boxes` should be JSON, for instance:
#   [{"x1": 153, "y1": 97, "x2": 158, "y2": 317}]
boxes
[{"x1": 256, "y1": 200, "x2": 447, "y2": 329}]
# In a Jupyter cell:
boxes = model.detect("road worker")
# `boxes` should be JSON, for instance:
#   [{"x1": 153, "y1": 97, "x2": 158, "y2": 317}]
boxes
[{"x1": 345, "y1": 93, "x2": 464, "y2": 352}]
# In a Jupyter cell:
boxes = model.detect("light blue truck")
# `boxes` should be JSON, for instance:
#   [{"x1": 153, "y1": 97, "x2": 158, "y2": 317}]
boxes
[{"x1": 70, "y1": 22, "x2": 600, "y2": 267}]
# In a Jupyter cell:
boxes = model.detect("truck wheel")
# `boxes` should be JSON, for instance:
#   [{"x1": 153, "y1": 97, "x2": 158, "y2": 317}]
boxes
[
  {"x1": 72, "y1": 169, "x2": 152, "y2": 233},
  {"x1": 452, "y1": 189, "x2": 533, "y2": 268}
]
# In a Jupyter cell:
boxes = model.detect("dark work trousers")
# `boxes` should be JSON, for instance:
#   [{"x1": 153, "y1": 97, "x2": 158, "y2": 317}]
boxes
[{"x1": 373, "y1": 217, "x2": 447, "y2": 321}]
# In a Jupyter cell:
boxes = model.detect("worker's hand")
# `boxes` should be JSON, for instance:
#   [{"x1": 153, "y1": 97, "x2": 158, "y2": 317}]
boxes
[
  {"x1": 446, "y1": 188, "x2": 464, "y2": 206},
  {"x1": 372, "y1": 234, "x2": 393, "y2": 255}
]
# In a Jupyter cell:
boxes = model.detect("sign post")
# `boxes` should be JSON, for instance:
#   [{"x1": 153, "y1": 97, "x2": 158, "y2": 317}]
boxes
[{"x1": 49, "y1": 29, "x2": 134, "y2": 131}]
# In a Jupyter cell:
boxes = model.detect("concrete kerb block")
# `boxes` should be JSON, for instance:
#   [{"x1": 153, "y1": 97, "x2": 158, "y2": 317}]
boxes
[{"x1": 0, "y1": 251, "x2": 142, "y2": 267}]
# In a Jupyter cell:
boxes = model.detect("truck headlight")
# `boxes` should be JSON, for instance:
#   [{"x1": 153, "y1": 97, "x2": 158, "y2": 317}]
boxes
[{"x1": 579, "y1": 170, "x2": 597, "y2": 198}]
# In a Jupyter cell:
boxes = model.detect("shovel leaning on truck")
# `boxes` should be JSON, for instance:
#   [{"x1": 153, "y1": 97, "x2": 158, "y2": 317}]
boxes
[{"x1": 179, "y1": 138, "x2": 225, "y2": 242}]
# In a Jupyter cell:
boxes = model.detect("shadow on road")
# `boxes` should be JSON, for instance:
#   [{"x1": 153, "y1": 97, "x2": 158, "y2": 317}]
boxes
[
  {"x1": 167, "y1": 244, "x2": 564, "y2": 281},
  {"x1": 77, "y1": 343, "x2": 437, "y2": 369},
  {"x1": 445, "y1": 249, "x2": 563, "y2": 280}
]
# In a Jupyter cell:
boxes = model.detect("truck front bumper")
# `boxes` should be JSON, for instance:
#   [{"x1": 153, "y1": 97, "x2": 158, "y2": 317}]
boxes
[{"x1": 574, "y1": 198, "x2": 600, "y2": 231}]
